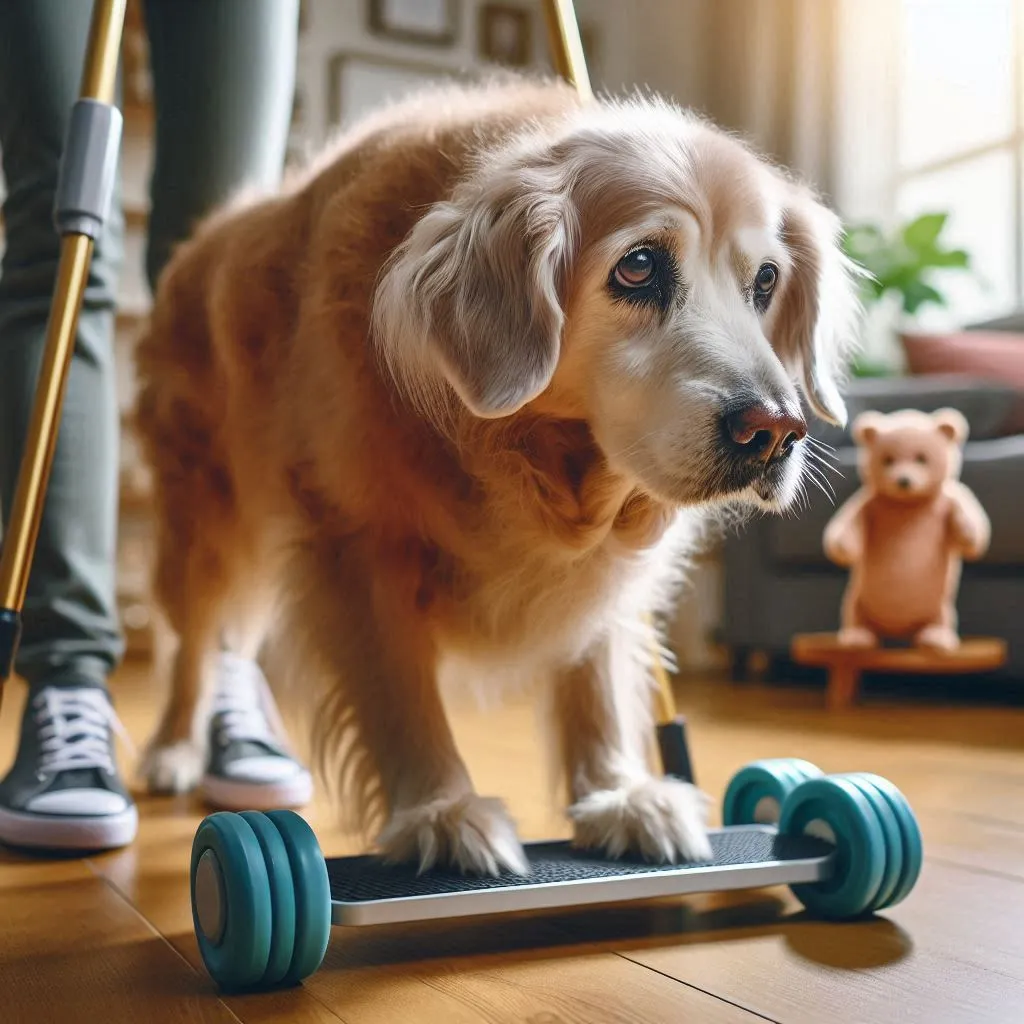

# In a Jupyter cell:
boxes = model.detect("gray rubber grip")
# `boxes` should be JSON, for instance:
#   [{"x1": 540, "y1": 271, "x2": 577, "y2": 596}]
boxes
[{"x1": 53, "y1": 98, "x2": 123, "y2": 239}]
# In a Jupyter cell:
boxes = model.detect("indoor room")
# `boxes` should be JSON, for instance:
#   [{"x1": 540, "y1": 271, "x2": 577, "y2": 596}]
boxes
[{"x1": 0, "y1": 1, "x2": 1021, "y2": 1021}]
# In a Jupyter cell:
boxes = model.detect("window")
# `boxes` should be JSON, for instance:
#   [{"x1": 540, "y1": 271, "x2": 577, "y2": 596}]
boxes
[{"x1": 894, "y1": 0, "x2": 1023, "y2": 325}]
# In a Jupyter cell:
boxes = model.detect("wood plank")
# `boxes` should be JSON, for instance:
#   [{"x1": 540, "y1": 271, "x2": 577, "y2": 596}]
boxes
[
  {"x1": 552, "y1": 858, "x2": 1024, "y2": 1024},
  {"x1": 315, "y1": 914, "x2": 764, "y2": 1024},
  {"x1": 0, "y1": 850, "x2": 238, "y2": 1024},
  {"x1": 913, "y1": 808, "x2": 1024, "y2": 881}
]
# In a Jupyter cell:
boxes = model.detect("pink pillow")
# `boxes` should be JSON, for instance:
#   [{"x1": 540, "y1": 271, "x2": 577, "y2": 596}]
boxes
[{"x1": 901, "y1": 331, "x2": 1024, "y2": 434}]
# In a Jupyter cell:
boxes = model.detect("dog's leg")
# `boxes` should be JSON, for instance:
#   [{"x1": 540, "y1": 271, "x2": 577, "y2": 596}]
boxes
[
  {"x1": 292, "y1": 549, "x2": 528, "y2": 876},
  {"x1": 139, "y1": 466, "x2": 249, "y2": 794},
  {"x1": 553, "y1": 619, "x2": 712, "y2": 863},
  {"x1": 141, "y1": 556, "x2": 225, "y2": 794}
]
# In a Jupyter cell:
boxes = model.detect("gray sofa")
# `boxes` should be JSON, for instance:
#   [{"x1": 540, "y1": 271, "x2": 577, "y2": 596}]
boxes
[{"x1": 720, "y1": 375, "x2": 1024, "y2": 680}]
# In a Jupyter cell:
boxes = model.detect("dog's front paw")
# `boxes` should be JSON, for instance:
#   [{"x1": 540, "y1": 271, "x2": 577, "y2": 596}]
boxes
[
  {"x1": 141, "y1": 739, "x2": 205, "y2": 794},
  {"x1": 569, "y1": 777, "x2": 713, "y2": 864},
  {"x1": 378, "y1": 793, "x2": 529, "y2": 877}
]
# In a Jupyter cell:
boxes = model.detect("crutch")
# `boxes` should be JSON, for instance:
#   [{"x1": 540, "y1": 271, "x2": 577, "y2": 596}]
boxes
[
  {"x1": 0, "y1": 0, "x2": 127, "y2": 716},
  {"x1": 542, "y1": 0, "x2": 696, "y2": 785}
]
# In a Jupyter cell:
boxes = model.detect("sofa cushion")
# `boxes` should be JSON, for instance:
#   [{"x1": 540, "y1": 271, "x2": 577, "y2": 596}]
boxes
[
  {"x1": 902, "y1": 332, "x2": 1024, "y2": 434},
  {"x1": 766, "y1": 434, "x2": 1024, "y2": 567},
  {"x1": 808, "y1": 374, "x2": 1019, "y2": 447}
]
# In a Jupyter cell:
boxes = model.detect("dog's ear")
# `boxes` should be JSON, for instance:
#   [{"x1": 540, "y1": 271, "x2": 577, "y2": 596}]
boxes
[
  {"x1": 372, "y1": 159, "x2": 574, "y2": 421},
  {"x1": 770, "y1": 188, "x2": 864, "y2": 428}
]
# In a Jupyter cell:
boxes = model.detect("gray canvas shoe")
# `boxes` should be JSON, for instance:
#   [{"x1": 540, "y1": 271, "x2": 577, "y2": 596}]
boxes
[
  {"x1": 201, "y1": 653, "x2": 313, "y2": 811},
  {"x1": 0, "y1": 683, "x2": 138, "y2": 851}
]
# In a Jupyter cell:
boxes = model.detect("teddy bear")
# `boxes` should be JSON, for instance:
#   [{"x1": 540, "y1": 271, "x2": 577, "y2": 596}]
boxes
[{"x1": 822, "y1": 407, "x2": 991, "y2": 652}]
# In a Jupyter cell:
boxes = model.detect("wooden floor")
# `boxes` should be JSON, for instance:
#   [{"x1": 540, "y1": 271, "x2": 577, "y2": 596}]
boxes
[{"x1": 1, "y1": 662, "x2": 1023, "y2": 1024}]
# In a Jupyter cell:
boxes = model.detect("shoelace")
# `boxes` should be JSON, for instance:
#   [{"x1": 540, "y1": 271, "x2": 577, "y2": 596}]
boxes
[
  {"x1": 211, "y1": 655, "x2": 290, "y2": 751},
  {"x1": 34, "y1": 687, "x2": 131, "y2": 777}
]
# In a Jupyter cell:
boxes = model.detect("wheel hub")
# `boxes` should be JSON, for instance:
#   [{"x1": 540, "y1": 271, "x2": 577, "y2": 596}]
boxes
[{"x1": 194, "y1": 848, "x2": 227, "y2": 944}]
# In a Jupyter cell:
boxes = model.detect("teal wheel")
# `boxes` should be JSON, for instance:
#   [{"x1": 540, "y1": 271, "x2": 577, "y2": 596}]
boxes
[
  {"x1": 265, "y1": 810, "x2": 332, "y2": 986},
  {"x1": 722, "y1": 758, "x2": 823, "y2": 826},
  {"x1": 832, "y1": 773, "x2": 922, "y2": 910},
  {"x1": 780, "y1": 775, "x2": 892, "y2": 920},
  {"x1": 190, "y1": 810, "x2": 331, "y2": 992},
  {"x1": 238, "y1": 811, "x2": 297, "y2": 987},
  {"x1": 190, "y1": 813, "x2": 274, "y2": 991},
  {"x1": 829, "y1": 774, "x2": 904, "y2": 909}
]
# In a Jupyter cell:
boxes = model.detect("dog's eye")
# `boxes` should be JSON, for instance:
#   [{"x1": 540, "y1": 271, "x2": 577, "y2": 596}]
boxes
[
  {"x1": 614, "y1": 248, "x2": 657, "y2": 288},
  {"x1": 914, "y1": 452, "x2": 927, "y2": 464},
  {"x1": 882, "y1": 454, "x2": 895, "y2": 467},
  {"x1": 753, "y1": 262, "x2": 779, "y2": 312},
  {"x1": 608, "y1": 244, "x2": 676, "y2": 313}
]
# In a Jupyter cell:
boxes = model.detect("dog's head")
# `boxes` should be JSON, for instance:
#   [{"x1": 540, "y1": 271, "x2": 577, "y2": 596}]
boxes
[{"x1": 373, "y1": 94, "x2": 862, "y2": 510}]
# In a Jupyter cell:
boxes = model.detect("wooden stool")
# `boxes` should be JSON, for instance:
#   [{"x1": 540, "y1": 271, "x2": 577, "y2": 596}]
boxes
[{"x1": 790, "y1": 632, "x2": 1008, "y2": 710}]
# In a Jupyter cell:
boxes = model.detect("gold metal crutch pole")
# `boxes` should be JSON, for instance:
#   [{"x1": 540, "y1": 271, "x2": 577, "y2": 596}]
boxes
[
  {"x1": 0, "y1": 0, "x2": 127, "y2": 713},
  {"x1": 542, "y1": 0, "x2": 695, "y2": 783}
]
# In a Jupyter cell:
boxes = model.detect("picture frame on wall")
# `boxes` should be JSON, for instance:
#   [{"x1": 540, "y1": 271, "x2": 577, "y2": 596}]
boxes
[
  {"x1": 368, "y1": 0, "x2": 459, "y2": 47},
  {"x1": 327, "y1": 51, "x2": 461, "y2": 129},
  {"x1": 478, "y1": 3, "x2": 533, "y2": 68}
]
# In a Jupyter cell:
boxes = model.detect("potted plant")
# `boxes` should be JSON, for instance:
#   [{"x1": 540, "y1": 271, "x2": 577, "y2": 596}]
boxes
[
  {"x1": 843, "y1": 214, "x2": 1024, "y2": 429},
  {"x1": 841, "y1": 211, "x2": 973, "y2": 376}
]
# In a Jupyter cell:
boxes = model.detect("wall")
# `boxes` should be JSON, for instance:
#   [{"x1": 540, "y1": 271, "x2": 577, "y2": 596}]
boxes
[{"x1": 288, "y1": 0, "x2": 713, "y2": 154}]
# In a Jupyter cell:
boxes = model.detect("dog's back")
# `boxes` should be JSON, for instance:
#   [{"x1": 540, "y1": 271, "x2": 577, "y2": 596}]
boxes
[{"x1": 133, "y1": 78, "x2": 583, "y2": 642}]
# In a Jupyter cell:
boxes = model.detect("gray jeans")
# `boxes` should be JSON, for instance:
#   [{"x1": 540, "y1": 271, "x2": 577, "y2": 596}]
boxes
[{"x1": 0, "y1": 0, "x2": 298, "y2": 688}]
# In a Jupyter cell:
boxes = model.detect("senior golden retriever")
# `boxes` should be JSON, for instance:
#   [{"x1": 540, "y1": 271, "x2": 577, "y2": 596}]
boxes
[{"x1": 133, "y1": 76, "x2": 861, "y2": 875}]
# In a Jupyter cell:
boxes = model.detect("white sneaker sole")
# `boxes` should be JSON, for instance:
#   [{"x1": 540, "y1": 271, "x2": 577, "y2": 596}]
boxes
[
  {"x1": 0, "y1": 803, "x2": 138, "y2": 851},
  {"x1": 200, "y1": 770, "x2": 313, "y2": 812}
]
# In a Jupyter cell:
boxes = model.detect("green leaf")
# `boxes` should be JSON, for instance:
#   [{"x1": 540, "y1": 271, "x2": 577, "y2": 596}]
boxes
[
  {"x1": 901, "y1": 279, "x2": 945, "y2": 314},
  {"x1": 851, "y1": 356, "x2": 896, "y2": 378},
  {"x1": 841, "y1": 212, "x2": 972, "y2": 313},
  {"x1": 929, "y1": 248, "x2": 970, "y2": 268},
  {"x1": 902, "y1": 212, "x2": 948, "y2": 252}
]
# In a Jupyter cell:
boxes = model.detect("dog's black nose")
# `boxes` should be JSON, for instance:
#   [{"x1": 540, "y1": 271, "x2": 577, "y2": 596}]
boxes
[
  {"x1": 724, "y1": 403, "x2": 807, "y2": 462},
  {"x1": 897, "y1": 476, "x2": 912, "y2": 490}
]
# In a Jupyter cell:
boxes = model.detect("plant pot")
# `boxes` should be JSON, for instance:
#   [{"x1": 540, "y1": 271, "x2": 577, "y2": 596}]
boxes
[{"x1": 899, "y1": 329, "x2": 1024, "y2": 432}]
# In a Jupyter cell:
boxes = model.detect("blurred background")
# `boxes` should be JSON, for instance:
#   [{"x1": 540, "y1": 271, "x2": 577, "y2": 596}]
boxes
[{"x1": 17, "y1": 0, "x2": 1024, "y2": 692}]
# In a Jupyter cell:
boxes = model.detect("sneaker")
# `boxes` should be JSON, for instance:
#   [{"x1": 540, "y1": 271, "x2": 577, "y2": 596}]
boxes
[
  {"x1": 0, "y1": 684, "x2": 138, "y2": 851},
  {"x1": 201, "y1": 653, "x2": 313, "y2": 811}
]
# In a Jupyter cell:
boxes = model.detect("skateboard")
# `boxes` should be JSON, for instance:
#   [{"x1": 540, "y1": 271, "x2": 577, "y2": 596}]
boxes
[{"x1": 188, "y1": 757, "x2": 923, "y2": 992}]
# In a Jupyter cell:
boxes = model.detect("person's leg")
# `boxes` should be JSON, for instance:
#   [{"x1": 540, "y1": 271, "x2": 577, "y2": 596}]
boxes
[
  {"x1": 141, "y1": 0, "x2": 309, "y2": 810},
  {"x1": 0, "y1": 3, "x2": 125, "y2": 687},
  {"x1": 142, "y1": 0, "x2": 299, "y2": 289},
  {"x1": 0, "y1": 1, "x2": 135, "y2": 850}
]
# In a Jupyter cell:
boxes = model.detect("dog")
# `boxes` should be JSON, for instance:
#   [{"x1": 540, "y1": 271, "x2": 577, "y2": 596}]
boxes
[{"x1": 133, "y1": 76, "x2": 861, "y2": 875}]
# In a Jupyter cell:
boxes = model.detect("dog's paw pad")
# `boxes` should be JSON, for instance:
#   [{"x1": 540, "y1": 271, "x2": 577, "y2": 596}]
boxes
[
  {"x1": 141, "y1": 739, "x2": 204, "y2": 794},
  {"x1": 378, "y1": 793, "x2": 529, "y2": 877},
  {"x1": 569, "y1": 776, "x2": 713, "y2": 864}
]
